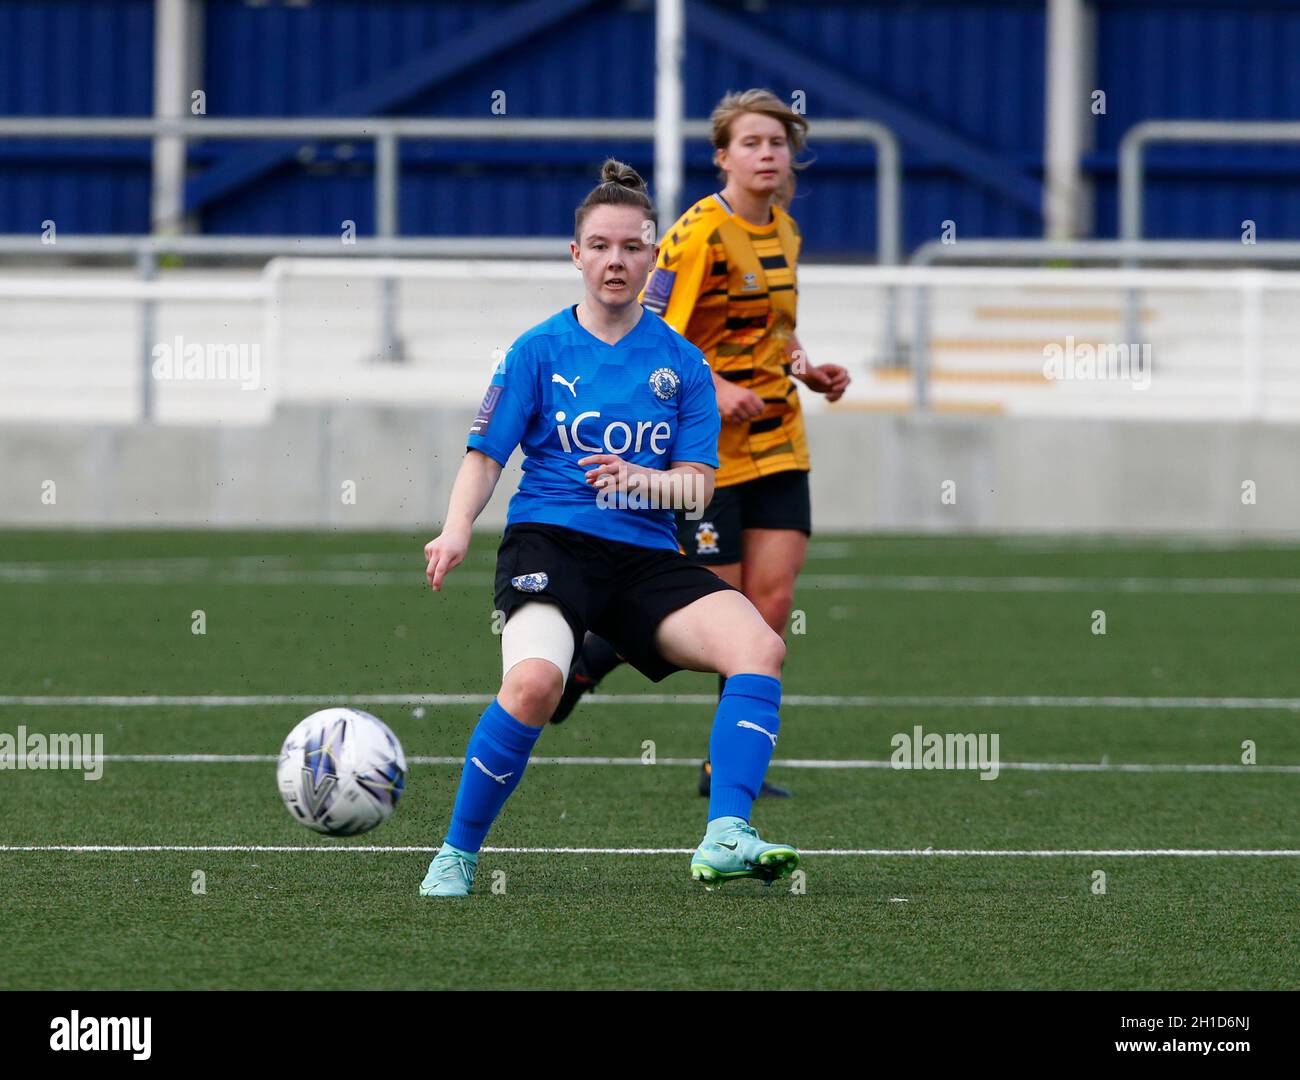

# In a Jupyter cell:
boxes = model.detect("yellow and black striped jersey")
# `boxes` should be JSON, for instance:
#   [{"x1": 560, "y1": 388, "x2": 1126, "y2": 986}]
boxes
[{"x1": 640, "y1": 192, "x2": 809, "y2": 487}]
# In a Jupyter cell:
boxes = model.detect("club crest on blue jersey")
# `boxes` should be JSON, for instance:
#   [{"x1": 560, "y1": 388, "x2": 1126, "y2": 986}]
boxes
[
  {"x1": 648, "y1": 367, "x2": 680, "y2": 401},
  {"x1": 511, "y1": 571, "x2": 549, "y2": 593}
]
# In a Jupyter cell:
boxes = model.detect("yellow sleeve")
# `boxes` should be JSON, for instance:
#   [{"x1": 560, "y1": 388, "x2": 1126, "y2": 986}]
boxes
[{"x1": 639, "y1": 224, "x2": 711, "y2": 335}]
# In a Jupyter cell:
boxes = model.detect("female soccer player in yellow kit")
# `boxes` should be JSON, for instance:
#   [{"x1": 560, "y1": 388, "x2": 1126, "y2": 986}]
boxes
[{"x1": 553, "y1": 90, "x2": 849, "y2": 798}]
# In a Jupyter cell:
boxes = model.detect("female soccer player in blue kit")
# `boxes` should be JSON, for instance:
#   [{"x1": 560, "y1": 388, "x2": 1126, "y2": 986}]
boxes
[{"x1": 418, "y1": 160, "x2": 799, "y2": 896}]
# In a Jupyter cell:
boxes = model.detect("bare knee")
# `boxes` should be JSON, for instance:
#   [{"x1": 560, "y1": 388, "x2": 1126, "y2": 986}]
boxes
[
  {"x1": 722, "y1": 624, "x2": 785, "y2": 678},
  {"x1": 749, "y1": 582, "x2": 795, "y2": 635},
  {"x1": 498, "y1": 658, "x2": 564, "y2": 726},
  {"x1": 759, "y1": 626, "x2": 787, "y2": 673}
]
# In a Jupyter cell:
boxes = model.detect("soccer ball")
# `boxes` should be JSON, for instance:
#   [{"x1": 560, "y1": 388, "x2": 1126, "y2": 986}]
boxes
[{"x1": 277, "y1": 707, "x2": 407, "y2": 836}]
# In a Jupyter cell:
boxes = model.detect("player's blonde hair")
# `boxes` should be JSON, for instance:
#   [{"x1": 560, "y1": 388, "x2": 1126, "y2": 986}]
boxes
[
  {"x1": 710, "y1": 89, "x2": 810, "y2": 209},
  {"x1": 574, "y1": 158, "x2": 657, "y2": 243}
]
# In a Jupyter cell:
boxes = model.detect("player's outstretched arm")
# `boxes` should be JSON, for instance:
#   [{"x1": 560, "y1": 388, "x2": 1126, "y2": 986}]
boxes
[{"x1": 424, "y1": 449, "x2": 504, "y2": 591}]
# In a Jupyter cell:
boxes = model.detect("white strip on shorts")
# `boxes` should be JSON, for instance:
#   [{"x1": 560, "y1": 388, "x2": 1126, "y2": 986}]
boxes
[{"x1": 500, "y1": 600, "x2": 576, "y2": 680}]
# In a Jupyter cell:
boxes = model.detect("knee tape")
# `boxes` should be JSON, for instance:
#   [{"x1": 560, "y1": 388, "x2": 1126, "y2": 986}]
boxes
[{"x1": 500, "y1": 601, "x2": 576, "y2": 681}]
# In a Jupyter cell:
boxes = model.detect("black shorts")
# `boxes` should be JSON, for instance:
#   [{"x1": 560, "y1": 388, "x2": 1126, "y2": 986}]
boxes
[
  {"x1": 675, "y1": 469, "x2": 812, "y2": 564},
  {"x1": 493, "y1": 522, "x2": 737, "y2": 683}
]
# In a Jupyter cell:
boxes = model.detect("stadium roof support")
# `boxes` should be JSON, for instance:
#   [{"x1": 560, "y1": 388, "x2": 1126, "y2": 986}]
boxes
[
  {"x1": 655, "y1": 0, "x2": 685, "y2": 228},
  {"x1": 150, "y1": 0, "x2": 194, "y2": 235},
  {"x1": 1043, "y1": 0, "x2": 1087, "y2": 240}
]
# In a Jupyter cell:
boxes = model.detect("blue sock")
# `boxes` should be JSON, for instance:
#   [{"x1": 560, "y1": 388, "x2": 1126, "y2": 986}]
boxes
[
  {"x1": 445, "y1": 698, "x2": 543, "y2": 853},
  {"x1": 707, "y1": 673, "x2": 782, "y2": 824}
]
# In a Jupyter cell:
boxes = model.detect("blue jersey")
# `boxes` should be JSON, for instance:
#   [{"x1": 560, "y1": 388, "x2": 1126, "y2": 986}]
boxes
[{"x1": 466, "y1": 304, "x2": 720, "y2": 551}]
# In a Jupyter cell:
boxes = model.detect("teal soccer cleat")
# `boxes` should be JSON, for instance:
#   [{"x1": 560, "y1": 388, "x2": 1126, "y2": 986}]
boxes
[
  {"x1": 690, "y1": 816, "x2": 799, "y2": 889},
  {"x1": 418, "y1": 842, "x2": 478, "y2": 897}
]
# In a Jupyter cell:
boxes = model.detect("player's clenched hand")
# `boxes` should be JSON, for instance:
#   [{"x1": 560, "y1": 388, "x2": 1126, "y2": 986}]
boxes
[
  {"x1": 424, "y1": 528, "x2": 469, "y2": 592},
  {"x1": 715, "y1": 380, "x2": 766, "y2": 422},
  {"x1": 799, "y1": 362, "x2": 851, "y2": 402},
  {"x1": 578, "y1": 453, "x2": 650, "y2": 494}
]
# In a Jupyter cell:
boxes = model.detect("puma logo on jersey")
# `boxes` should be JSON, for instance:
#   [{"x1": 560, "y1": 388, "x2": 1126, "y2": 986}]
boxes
[
  {"x1": 552, "y1": 373, "x2": 581, "y2": 397},
  {"x1": 737, "y1": 720, "x2": 778, "y2": 747},
  {"x1": 471, "y1": 757, "x2": 513, "y2": 785}
]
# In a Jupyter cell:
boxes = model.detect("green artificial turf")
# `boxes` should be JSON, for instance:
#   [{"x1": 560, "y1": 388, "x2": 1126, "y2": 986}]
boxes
[{"x1": 0, "y1": 530, "x2": 1296, "y2": 989}]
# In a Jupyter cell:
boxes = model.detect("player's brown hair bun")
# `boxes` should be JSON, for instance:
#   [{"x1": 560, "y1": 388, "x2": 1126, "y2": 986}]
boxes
[{"x1": 574, "y1": 157, "x2": 657, "y2": 243}]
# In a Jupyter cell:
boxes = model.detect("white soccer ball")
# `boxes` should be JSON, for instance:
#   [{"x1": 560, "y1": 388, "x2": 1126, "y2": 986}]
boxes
[{"x1": 277, "y1": 707, "x2": 407, "y2": 836}]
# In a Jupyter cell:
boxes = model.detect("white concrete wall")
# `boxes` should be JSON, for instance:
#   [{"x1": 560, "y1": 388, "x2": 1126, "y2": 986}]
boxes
[{"x1": 3, "y1": 406, "x2": 1296, "y2": 535}]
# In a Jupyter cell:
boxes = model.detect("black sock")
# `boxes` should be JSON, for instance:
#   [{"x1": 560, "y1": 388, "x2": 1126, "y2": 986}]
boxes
[{"x1": 575, "y1": 633, "x2": 624, "y2": 683}]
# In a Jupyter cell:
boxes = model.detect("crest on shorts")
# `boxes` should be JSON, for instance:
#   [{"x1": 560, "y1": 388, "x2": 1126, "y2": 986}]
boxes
[
  {"x1": 648, "y1": 367, "x2": 680, "y2": 401},
  {"x1": 694, "y1": 521, "x2": 720, "y2": 556},
  {"x1": 511, "y1": 571, "x2": 549, "y2": 593}
]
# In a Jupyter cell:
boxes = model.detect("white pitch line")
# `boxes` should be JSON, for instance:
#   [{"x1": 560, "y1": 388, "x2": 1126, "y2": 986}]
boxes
[
  {"x1": 2, "y1": 692, "x2": 1299, "y2": 710},
  {"x1": 0, "y1": 566, "x2": 494, "y2": 587},
  {"x1": 805, "y1": 575, "x2": 1300, "y2": 594},
  {"x1": 990, "y1": 536, "x2": 1300, "y2": 554},
  {"x1": 0, "y1": 845, "x2": 1295, "y2": 857},
  {"x1": 40, "y1": 754, "x2": 1300, "y2": 774},
  {"x1": 1, "y1": 563, "x2": 1297, "y2": 594}
]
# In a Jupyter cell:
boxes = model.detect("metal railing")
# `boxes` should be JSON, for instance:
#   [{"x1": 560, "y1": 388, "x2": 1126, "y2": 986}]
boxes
[
  {"x1": 0, "y1": 235, "x2": 568, "y2": 259},
  {"x1": 0, "y1": 116, "x2": 901, "y2": 263},
  {"x1": 912, "y1": 239, "x2": 1300, "y2": 266},
  {"x1": 0, "y1": 115, "x2": 901, "y2": 414},
  {"x1": 1117, "y1": 122, "x2": 1300, "y2": 355},
  {"x1": 1119, "y1": 120, "x2": 1300, "y2": 244}
]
